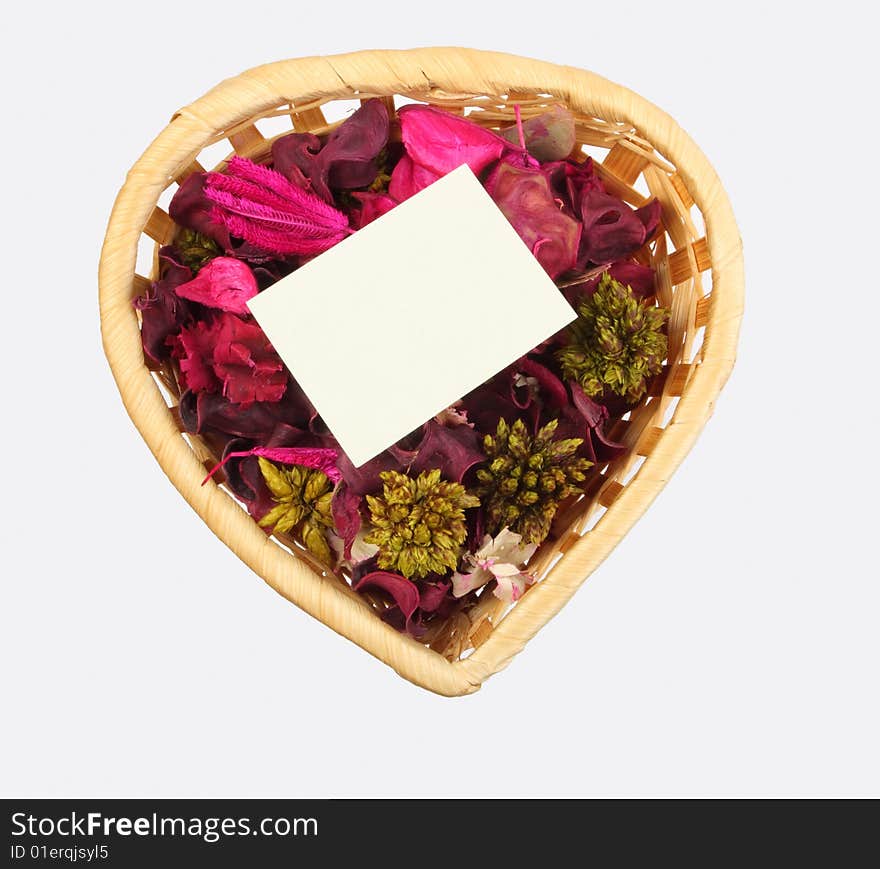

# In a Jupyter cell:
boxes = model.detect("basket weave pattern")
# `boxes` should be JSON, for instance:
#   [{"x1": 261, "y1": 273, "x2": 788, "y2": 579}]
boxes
[{"x1": 99, "y1": 49, "x2": 743, "y2": 695}]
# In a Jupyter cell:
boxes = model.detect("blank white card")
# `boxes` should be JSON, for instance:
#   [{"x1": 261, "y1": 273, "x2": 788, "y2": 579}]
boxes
[{"x1": 247, "y1": 164, "x2": 576, "y2": 467}]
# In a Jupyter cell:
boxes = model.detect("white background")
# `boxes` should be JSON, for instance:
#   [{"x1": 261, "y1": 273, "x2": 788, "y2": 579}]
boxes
[{"x1": 1, "y1": 1, "x2": 877, "y2": 797}]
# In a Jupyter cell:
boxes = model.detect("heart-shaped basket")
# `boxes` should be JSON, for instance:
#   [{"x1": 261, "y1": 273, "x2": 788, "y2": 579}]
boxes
[{"x1": 99, "y1": 48, "x2": 743, "y2": 696}]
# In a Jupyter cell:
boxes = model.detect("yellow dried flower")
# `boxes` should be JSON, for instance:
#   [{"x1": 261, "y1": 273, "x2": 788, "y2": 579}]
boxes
[
  {"x1": 364, "y1": 469, "x2": 480, "y2": 579},
  {"x1": 257, "y1": 458, "x2": 334, "y2": 564}
]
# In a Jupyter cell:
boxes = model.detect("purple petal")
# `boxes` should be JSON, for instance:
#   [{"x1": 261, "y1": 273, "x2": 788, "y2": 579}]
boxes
[
  {"x1": 271, "y1": 100, "x2": 390, "y2": 202},
  {"x1": 337, "y1": 449, "x2": 406, "y2": 497},
  {"x1": 353, "y1": 571, "x2": 421, "y2": 633},
  {"x1": 409, "y1": 421, "x2": 485, "y2": 483},
  {"x1": 271, "y1": 132, "x2": 322, "y2": 192},
  {"x1": 418, "y1": 581, "x2": 452, "y2": 613},
  {"x1": 331, "y1": 483, "x2": 362, "y2": 560},
  {"x1": 580, "y1": 191, "x2": 662, "y2": 265},
  {"x1": 168, "y1": 173, "x2": 231, "y2": 248},
  {"x1": 179, "y1": 390, "x2": 277, "y2": 439},
  {"x1": 635, "y1": 199, "x2": 662, "y2": 241},
  {"x1": 134, "y1": 247, "x2": 193, "y2": 363},
  {"x1": 516, "y1": 357, "x2": 568, "y2": 409},
  {"x1": 569, "y1": 382, "x2": 627, "y2": 462},
  {"x1": 316, "y1": 99, "x2": 390, "y2": 198}
]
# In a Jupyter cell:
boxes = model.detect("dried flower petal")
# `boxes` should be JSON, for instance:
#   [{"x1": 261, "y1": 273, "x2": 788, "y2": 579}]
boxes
[
  {"x1": 580, "y1": 191, "x2": 662, "y2": 265},
  {"x1": 516, "y1": 357, "x2": 569, "y2": 409},
  {"x1": 398, "y1": 104, "x2": 507, "y2": 176},
  {"x1": 176, "y1": 312, "x2": 287, "y2": 407},
  {"x1": 408, "y1": 421, "x2": 485, "y2": 483},
  {"x1": 203, "y1": 446, "x2": 340, "y2": 486},
  {"x1": 134, "y1": 247, "x2": 193, "y2": 363},
  {"x1": 331, "y1": 482, "x2": 363, "y2": 561},
  {"x1": 174, "y1": 256, "x2": 258, "y2": 315},
  {"x1": 315, "y1": 99, "x2": 390, "y2": 197},
  {"x1": 271, "y1": 132, "x2": 322, "y2": 191},
  {"x1": 354, "y1": 571, "x2": 421, "y2": 631},
  {"x1": 349, "y1": 191, "x2": 396, "y2": 229},
  {"x1": 485, "y1": 159, "x2": 581, "y2": 278},
  {"x1": 387, "y1": 153, "x2": 441, "y2": 201},
  {"x1": 272, "y1": 100, "x2": 390, "y2": 202},
  {"x1": 452, "y1": 527, "x2": 538, "y2": 602},
  {"x1": 169, "y1": 173, "x2": 232, "y2": 249}
]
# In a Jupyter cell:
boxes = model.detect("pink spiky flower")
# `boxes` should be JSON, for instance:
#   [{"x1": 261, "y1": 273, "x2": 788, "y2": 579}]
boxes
[{"x1": 203, "y1": 156, "x2": 351, "y2": 256}]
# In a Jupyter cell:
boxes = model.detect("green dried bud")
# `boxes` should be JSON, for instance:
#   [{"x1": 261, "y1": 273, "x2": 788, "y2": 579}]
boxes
[
  {"x1": 368, "y1": 147, "x2": 392, "y2": 193},
  {"x1": 257, "y1": 458, "x2": 334, "y2": 564},
  {"x1": 364, "y1": 469, "x2": 480, "y2": 579},
  {"x1": 475, "y1": 418, "x2": 592, "y2": 545},
  {"x1": 557, "y1": 273, "x2": 668, "y2": 403},
  {"x1": 175, "y1": 228, "x2": 222, "y2": 274}
]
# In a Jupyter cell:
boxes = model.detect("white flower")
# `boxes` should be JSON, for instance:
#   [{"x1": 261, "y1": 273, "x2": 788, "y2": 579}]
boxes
[{"x1": 452, "y1": 527, "x2": 538, "y2": 604}]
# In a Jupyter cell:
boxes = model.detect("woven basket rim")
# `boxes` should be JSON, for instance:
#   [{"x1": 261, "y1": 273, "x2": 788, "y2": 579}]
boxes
[{"x1": 99, "y1": 48, "x2": 744, "y2": 696}]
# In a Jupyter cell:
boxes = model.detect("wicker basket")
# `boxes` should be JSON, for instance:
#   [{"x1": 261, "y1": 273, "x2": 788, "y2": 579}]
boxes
[{"x1": 99, "y1": 48, "x2": 743, "y2": 696}]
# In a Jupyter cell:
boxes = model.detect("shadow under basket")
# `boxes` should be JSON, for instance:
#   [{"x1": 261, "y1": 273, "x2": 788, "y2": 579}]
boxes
[{"x1": 99, "y1": 48, "x2": 743, "y2": 696}]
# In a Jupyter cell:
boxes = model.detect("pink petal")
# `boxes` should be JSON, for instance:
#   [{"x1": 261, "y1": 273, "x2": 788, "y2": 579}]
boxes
[
  {"x1": 349, "y1": 191, "x2": 397, "y2": 229},
  {"x1": 398, "y1": 104, "x2": 507, "y2": 176},
  {"x1": 388, "y1": 153, "x2": 441, "y2": 202},
  {"x1": 174, "y1": 257, "x2": 258, "y2": 315}
]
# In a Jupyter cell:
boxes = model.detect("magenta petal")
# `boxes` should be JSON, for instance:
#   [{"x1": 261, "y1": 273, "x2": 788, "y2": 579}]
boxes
[
  {"x1": 209, "y1": 446, "x2": 340, "y2": 484},
  {"x1": 349, "y1": 191, "x2": 397, "y2": 229},
  {"x1": 486, "y1": 160, "x2": 581, "y2": 278},
  {"x1": 354, "y1": 571, "x2": 421, "y2": 632},
  {"x1": 173, "y1": 257, "x2": 258, "y2": 314},
  {"x1": 398, "y1": 104, "x2": 507, "y2": 175},
  {"x1": 388, "y1": 153, "x2": 441, "y2": 201}
]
